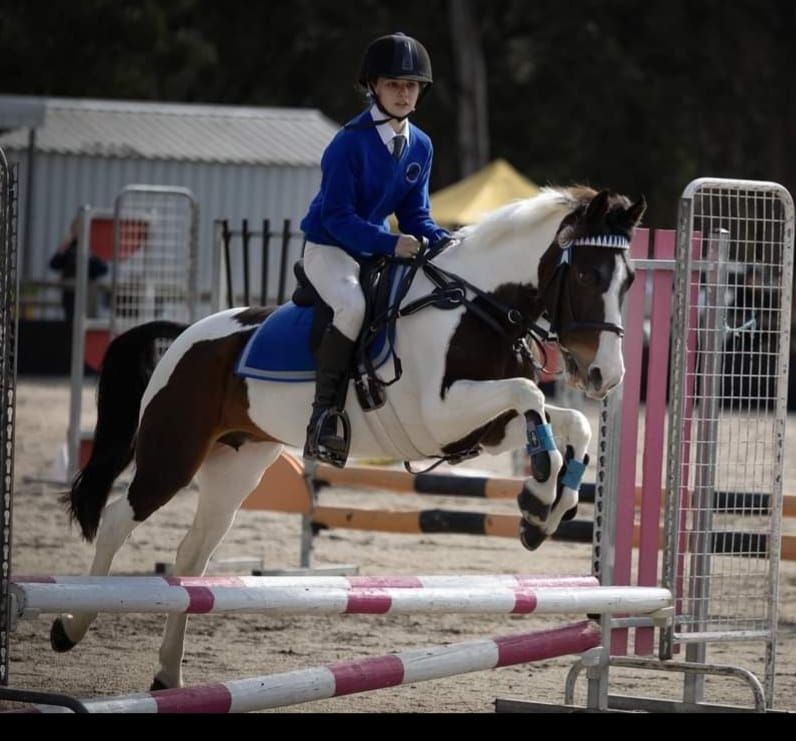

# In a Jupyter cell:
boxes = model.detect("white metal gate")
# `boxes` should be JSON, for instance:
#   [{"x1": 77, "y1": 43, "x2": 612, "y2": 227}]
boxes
[
  {"x1": 663, "y1": 178, "x2": 795, "y2": 704},
  {"x1": 111, "y1": 185, "x2": 199, "y2": 335},
  {"x1": 66, "y1": 186, "x2": 199, "y2": 478}
]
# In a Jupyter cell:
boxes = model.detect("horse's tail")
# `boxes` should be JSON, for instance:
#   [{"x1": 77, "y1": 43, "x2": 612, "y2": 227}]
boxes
[{"x1": 65, "y1": 320, "x2": 188, "y2": 542}]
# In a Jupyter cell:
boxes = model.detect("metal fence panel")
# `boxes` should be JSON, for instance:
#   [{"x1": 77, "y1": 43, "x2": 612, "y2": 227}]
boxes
[
  {"x1": 664, "y1": 178, "x2": 795, "y2": 704},
  {"x1": 0, "y1": 148, "x2": 19, "y2": 686}
]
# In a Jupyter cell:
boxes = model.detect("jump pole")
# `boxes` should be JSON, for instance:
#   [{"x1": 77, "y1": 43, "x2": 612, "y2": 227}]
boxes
[
  {"x1": 241, "y1": 452, "x2": 796, "y2": 566},
  {"x1": 11, "y1": 577, "x2": 671, "y2": 618},
  {"x1": 17, "y1": 621, "x2": 602, "y2": 713},
  {"x1": 307, "y1": 506, "x2": 796, "y2": 560},
  {"x1": 244, "y1": 451, "x2": 796, "y2": 515}
]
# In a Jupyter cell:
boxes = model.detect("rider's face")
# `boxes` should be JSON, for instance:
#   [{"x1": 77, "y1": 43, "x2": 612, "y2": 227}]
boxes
[{"x1": 373, "y1": 77, "x2": 421, "y2": 118}]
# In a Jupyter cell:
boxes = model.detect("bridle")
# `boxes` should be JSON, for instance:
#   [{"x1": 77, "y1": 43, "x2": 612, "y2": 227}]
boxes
[
  {"x1": 541, "y1": 233, "x2": 630, "y2": 342},
  {"x1": 382, "y1": 231, "x2": 631, "y2": 379},
  {"x1": 364, "y1": 230, "x2": 632, "y2": 473}
]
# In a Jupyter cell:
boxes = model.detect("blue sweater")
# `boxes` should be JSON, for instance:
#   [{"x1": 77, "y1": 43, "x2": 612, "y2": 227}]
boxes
[{"x1": 301, "y1": 109, "x2": 449, "y2": 258}]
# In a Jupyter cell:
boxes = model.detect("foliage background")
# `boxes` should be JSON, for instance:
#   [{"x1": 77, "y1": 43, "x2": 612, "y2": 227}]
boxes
[{"x1": 1, "y1": 0, "x2": 794, "y2": 227}]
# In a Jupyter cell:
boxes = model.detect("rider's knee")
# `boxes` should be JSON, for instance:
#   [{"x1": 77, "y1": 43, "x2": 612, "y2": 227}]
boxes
[{"x1": 334, "y1": 293, "x2": 366, "y2": 340}]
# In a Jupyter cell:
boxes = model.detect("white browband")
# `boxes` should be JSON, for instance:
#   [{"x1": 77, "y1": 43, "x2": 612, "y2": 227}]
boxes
[
  {"x1": 569, "y1": 234, "x2": 630, "y2": 249},
  {"x1": 558, "y1": 234, "x2": 630, "y2": 265}
]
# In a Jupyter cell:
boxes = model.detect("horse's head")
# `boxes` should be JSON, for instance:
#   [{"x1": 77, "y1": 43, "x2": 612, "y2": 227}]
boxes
[{"x1": 539, "y1": 188, "x2": 646, "y2": 399}]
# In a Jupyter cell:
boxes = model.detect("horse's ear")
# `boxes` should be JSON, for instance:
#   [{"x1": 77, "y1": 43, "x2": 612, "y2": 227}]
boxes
[
  {"x1": 626, "y1": 195, "x2": 647, "y2": 227},
  {"x1": 585, "y1": 190, "x2": 611, "y2": 222}
]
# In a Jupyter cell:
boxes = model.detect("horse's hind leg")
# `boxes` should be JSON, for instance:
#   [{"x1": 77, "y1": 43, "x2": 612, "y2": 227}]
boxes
[
  {"x1": 52, "y1": 396, "x2": 220, "y2": 653},
  {"x1": 50, "y1": 492, "x2": 145, "y2": 652},
  {"x1": 152, "y1": 440, "x2": 283, "y2": 691}
]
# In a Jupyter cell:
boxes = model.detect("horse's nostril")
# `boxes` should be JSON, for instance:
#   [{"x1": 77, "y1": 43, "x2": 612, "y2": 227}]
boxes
[{"x1": 588, "y1": 367, "x2": 603, "y2": 388}]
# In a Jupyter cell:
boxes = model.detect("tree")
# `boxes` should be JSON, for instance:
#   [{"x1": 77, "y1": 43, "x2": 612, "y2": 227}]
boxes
[
  {"x1": 1, "y1": 0, "x2": 794, "y2": 225},
  {"x1": 449, "y1": 0, "x2": 489, "y2": 176}
]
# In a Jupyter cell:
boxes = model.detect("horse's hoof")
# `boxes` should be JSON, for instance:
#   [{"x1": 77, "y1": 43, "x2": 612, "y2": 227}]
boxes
[
  {"x1": 50, "y1": 618, "x2": 77, "y2": 653},
  {"x1": 519, "y1": 521, "x2": 547, "y2": 551},
  {"x1": 150, "y1": 677, "x2": 169, "y2": 691}
]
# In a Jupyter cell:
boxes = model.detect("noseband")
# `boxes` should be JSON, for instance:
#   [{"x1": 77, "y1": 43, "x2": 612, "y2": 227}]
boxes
[{"x1": 542, "y1": 233, "x2": 629, "y2": 341}]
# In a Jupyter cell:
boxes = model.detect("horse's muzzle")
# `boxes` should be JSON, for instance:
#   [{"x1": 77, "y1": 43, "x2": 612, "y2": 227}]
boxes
[{"x1": 561, "y1": 336, "x2": 625, "y2": 400}]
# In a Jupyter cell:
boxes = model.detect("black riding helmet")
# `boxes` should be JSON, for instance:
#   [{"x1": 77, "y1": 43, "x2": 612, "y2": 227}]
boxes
[{"x1": 358, "y1": 33, "x2": 433, "y2": 121}]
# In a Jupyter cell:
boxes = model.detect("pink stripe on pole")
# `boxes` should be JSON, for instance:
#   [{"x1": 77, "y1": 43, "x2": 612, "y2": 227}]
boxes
[
  {"x1": 165, "y1": 576, "x2": 223, "y2": 612},
  {"x1": 347, "y1": 576, "x2": 423, "y2": 588},
  {"x1": 331, "y1": 655, "x2": 405, "y2": 696},
  {"x1": 495, "y1": 620, "x2": 600, "y2": 666},
  {"x1": 152, "y1": 683, "x2": 233, "y2": 714},
  {"x1": 345, "y1": 589, "x2": 392, "y2": 614},
  {"x1": 183, "y1": 587, "x2": 216, "y2": 614},
  {"x1": 511, "y1": 589, "x2": 538, "y2": 613}
]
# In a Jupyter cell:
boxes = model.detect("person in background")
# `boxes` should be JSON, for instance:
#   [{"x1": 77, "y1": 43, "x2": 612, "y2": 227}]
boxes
[
  {"x1": 300, "y1": 32, "x2": 450, "y2": 463},
  {"x1": 49, "y1": 215, "x2": 109, "y2": 323}
]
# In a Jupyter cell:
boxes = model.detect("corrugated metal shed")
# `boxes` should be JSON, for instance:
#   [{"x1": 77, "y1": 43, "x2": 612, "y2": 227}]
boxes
[
  {"x1": 0, "y1": 95, "x2": 340, "y2": 313},
  {"x1": 0, "y1": 96, "x2": 338, "y2": 166}
]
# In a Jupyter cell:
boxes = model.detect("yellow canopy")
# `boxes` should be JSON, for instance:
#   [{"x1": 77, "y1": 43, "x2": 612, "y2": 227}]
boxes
[{"x1": 430, "y1": 159, "x2": 540, "y2": 229}]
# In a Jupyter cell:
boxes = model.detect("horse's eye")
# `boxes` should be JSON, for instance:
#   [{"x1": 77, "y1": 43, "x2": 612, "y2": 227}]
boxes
[{"x1": 575, "y1": 268, "x2": 598, "y2": 287}]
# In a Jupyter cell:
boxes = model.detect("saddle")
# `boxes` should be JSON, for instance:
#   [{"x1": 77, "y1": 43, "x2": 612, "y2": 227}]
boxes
[{"x1": 291, "y1": 256, "x2": 402, "y2": 412}]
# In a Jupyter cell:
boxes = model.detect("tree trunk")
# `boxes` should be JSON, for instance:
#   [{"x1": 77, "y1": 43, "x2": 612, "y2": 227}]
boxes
[{"x1": 449, "y1": 0, "x2": 489, "y2": 177}]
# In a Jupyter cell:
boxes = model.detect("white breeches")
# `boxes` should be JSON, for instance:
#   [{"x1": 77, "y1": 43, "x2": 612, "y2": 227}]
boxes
[{"x1": 303, "y1": 241, "x2": 366, "y2": 342}]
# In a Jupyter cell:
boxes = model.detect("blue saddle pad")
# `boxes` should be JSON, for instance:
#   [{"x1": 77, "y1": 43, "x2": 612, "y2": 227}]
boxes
[{"x1": 235, "y1": 264, "x2": 407, "y2": 383}]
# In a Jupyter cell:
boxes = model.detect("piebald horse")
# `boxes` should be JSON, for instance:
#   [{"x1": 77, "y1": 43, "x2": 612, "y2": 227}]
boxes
[{"x1": 53, "y1": 186, "x2": 644, "y2": 690}]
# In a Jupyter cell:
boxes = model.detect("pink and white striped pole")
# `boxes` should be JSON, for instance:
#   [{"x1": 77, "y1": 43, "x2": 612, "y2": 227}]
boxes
[
  {"x1": 11, "y1": 577, "x2": 670, "y2": 617},
  {"x1": 21, "y1": 621, "x2": 602, "y2": 713}
]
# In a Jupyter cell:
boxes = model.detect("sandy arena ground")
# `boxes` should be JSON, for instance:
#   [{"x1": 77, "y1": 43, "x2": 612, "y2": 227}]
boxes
[{"x1": 3, "y1": 377, "x2": 795, "y2": 713}]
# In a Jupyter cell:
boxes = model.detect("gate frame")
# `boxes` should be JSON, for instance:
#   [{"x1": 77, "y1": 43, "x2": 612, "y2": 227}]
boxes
[
  {"x1": 0, "y1": 147, "x2": 18, "y2": 689},
  {"x1": 0, "y1": 147, "x2": 88, "y2": 711},
  {"x1": 66, "y1": 186, "x2": 199, "y2": 479},
  {"x1": 497, "y1": 177, "x2": 795, "y2": 713}
]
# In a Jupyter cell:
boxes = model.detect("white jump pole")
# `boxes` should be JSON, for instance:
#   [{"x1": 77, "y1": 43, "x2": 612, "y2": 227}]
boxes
[
  {"x1": 12, "y1": 577, "x2": 671, "y2": 617},
  {"x1": 20, "y1": 621, "x2": 602, "y2": 713}
]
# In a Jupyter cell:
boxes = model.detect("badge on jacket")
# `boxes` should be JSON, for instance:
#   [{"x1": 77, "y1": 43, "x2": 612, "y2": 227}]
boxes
[{"x1": 406, "y1": 162, "x2": 422, "y2": 184}]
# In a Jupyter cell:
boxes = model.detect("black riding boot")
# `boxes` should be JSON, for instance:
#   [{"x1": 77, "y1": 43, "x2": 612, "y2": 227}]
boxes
[{"x1": 303, "y1": 325, "x2": 355, "y2": 465}]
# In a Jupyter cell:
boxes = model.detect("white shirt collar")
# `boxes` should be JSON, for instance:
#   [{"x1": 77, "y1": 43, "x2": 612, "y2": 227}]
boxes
[{"x1": 370, "y1": 104, "x2": 410, "y2": 151}]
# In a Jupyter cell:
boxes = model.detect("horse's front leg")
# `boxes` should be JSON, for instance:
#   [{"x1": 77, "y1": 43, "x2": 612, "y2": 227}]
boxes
[
  {"x1": 537, "y1": 404, "x2": 591, "y2": 539},
  {"x1": 421, "y1": 378, "x2": 563, "y2": 550}
]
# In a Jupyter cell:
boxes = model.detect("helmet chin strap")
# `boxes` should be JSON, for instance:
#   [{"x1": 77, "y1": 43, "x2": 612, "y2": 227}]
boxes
[
  {"x1": 370, "y1": 87, "x2": 414, "y2": 123},
  {"x1": 343, "y1": 88, "x2": 417, "y2": 131}
]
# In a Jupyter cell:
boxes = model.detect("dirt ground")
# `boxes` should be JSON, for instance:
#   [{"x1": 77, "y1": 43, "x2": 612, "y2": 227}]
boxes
[{"x1": 3, "y1": 377, "x2": 796, "y2": 713}]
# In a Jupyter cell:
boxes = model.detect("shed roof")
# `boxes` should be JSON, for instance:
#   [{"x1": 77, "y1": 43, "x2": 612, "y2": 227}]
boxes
[{"x1": 0, "y1": 95, "x2": 339, "y2": 166}]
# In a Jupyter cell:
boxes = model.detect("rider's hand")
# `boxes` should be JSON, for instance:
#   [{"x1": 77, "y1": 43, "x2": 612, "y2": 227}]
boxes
[{"x1": 394, "y1": 235, "x2": 421, "y2": 258}]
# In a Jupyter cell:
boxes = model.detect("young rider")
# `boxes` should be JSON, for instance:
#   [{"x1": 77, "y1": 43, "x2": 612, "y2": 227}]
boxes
[{"x1": 300, "y1": 32, "x2": 450, "y2": 463}]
